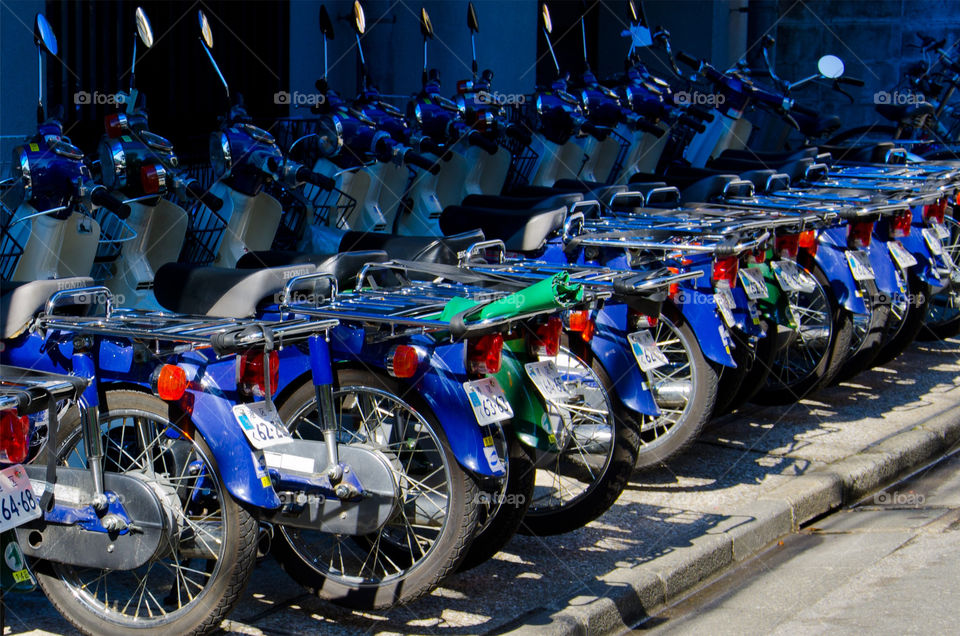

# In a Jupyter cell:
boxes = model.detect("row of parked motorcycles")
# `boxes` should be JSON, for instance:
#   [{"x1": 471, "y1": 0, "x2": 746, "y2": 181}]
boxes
[{"x1": 2, "y1": 2, "x2": 959, "y2": 634}]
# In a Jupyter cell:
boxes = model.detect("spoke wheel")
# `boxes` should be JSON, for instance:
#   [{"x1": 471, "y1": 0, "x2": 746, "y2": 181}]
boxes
[{"x1": 920, "y1": 216, "x2": 960, "y2": 340}]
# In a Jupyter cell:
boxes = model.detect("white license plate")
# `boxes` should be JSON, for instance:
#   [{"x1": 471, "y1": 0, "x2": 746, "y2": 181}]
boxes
[
  {"x1": 771, "y1": 260, "x2": 810, "y2": 293},
  {"x1": 739, "y1": 267, "x2": 769, "y2": 300},
  {"x1": 463, "y1": 377, "x2": 513, "y2": 425},
  {"x1": 922, "y1": 227, "x2": 945, "y2": 256},
  {"x1": 715, "y1": 284, "x2": 737, "y2": 328},
  {"x1": 524, "y1": 360, "x2": 571, "y2": 401},
  {"x1": 887, "y1": 240, "x2": 918, "y2": 269},
  {"x1": 934, "y1": 221, "x2": 951, "y2": 240},
  {"x1": 0, "y1": 465, "x2": 42, "y2": 533},
  {"x1": 233, "y1": 402, "x2": 292, "y2": 450},
  {"x1": 628, "y1": 330, "x2": 669, "y2": 372},
  {"x1": 846, "y1": 250, "x2": 876, "y2": 281}
]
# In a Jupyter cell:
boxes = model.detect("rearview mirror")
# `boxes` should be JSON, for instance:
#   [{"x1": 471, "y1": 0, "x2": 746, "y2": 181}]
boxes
[
  {"x1": 319, "y1": 5, "x2": 335, "y2": 39},
  {"x1": 353, "y1": 1, "x2": 366, "y2": 35},
  {"x1": 198, "y1": 10, "x2": 213, "y2": 48},
  {"x1": 34, "y1": 13, "x2": 58, "y2": 55},
  {"x1": 420, "y1": 8, "x2": 434, "y2": 39},
  {"x1": 467, "y1": 2, "x2": 479, "y2": 33},
  {"x1": 627, "y1": 0, "x2": 639, "y2": 23},
  {"x1": 541, "y1": 3, "x2": 552, "y2": 34},
  {"x1": 818, "y1": 54, "x2": 845, "y2": 79},
  {"x1": 135, "y1": 7, "x2": 154, "y2": 48}
]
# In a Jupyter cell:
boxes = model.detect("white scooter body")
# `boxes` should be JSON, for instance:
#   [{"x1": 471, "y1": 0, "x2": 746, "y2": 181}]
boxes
[
  {"x1": 528, "y1": 135, "x2": 587, "y2": 187},
  {"x1": 615, "y1": 124, "x2": 670, "y2": 183},
  {"x1": 572, "y1": 133, "x2": 623, "y2": 184},
  {"x1": 103, "y1": 198, "x2": 187, "y2": 309},
  {"x1": 10, "y1": 205, "x2": 100, "y2": 281},
  {"x1": 211, "y1": 181, "x2": 283, "y2": 268}
]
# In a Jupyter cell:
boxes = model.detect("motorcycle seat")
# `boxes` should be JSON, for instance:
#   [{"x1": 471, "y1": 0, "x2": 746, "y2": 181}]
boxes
[
  {"x1": 815, "y1": 141, "x2": 906, "y2": 164},
  {"x1": 708, "y1": 155, "x2": 815, "y2": 184},
  {"x1": 154, "y1": 264, "x2": 316, "y2": 318},
  {"x1": 714, "y1": 147, "x2": 818, "y2": 163},
  {"x1": 439, "y1": 205, "x2": 567, "y2": 252},
  {"x1": 338, "y1": 230, "x2": 485, "y2": 266},
  {"x1": 236, "y1": 250, "x2": 388, "y2": 289},
  {"x1": 461, "y1": 192, "x2": 583, "y2": 211},
  {"x1": 551, "y1": 180, "x2": 628, "y2": 206},
  {"x1": 630, "y1": 170, "x2": 744, "y2": 203},
  {"x1": 875, "y1": 101, "x2": 934, "y2": 125},
  {"x1": 1, "y1": 277, "x2": 94, "y2": 339}
]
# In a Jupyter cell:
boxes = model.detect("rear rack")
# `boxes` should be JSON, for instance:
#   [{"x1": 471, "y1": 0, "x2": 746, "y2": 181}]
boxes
[{"x1": 0, "y1": 367, "x2": 88, "y2": 414}]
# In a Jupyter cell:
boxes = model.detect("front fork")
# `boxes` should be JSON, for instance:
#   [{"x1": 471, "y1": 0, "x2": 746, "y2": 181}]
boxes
[{"x1": 307, "y1": 334, "x2": 353, "y2": 495}]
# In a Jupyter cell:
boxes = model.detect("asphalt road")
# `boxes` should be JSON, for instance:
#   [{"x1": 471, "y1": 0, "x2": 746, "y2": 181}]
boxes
[{"x1": 5, "y1": 336, "x2": 960, "y2": 636}]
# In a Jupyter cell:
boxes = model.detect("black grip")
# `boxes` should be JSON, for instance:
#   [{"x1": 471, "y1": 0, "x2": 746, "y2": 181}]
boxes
[
  {"x1": 581, "y1": 121, "x2": 604, "y2": 138},
  {"x1": 419, "y1": 137, "x2": 445, "y2": 157},
  {"x1": 679, "y1": 113, "x2": 707, "y2": 133},
  {"x1": 404, "y1": 150, "x2": 441, "y2": 175},
  {"x1": 185, "y1": 180, "x2": 224, "y2": 212},
  {"x1": 631, "y1": 117, "x2": 666, "y2": 138},
  {"x1": 676, "y1": 50, "x2": 700, "y2": 69},
  {"x1": 506, "y1": 124, "x2": 533, "y2": 145},
  {"x1": 210, "y1": 324, "x2": 273, "y2": 356},
  {"x1": 468, "y1": 131, "x2": 500, "y2": 155},
  {"x1": 837, "y1": 76, "x2": 865, "y2": 87},
  {"x1": 296, "y1": 165, "x2": 336, "y2": 190},
  {"x1": 684, "y1": 105, "x2": 715, "y2": 123},
  {"x1": 90, "y1": 187, "x2": 131, "y2": 219}
]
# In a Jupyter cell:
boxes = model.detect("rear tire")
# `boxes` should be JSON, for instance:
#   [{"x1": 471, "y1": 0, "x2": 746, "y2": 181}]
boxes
[{"x1": 874, "y1": 271, "x2": 930, "y2": 366}]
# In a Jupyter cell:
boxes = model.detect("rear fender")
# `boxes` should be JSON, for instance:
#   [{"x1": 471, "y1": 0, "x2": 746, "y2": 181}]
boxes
[
  {"x1": 672, "y1": 292, "x2": 736, "y2": 367},
  {"x1": 815, "y1": 227, "x2": 868, "y2": 315},
  {"x1": 592, "y1": 304, "x2": 660, "y2": 416}
]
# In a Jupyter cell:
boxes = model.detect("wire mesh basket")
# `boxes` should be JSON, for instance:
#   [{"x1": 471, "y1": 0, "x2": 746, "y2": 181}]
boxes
[
  {"x1": 602, "y1": 127, "x2": 632, "y2": 185},
  {"x1": 174, "y1": 163, "x2": 229, "y2": 266},
  {"x1": 0, "y1": 198, "x2": 24, "y2": 281},
  {"x1": 500, "y1": 133, "x2": 540, "y2": 191},
  {"x1": 267, "y1": 181, "x2": 358, "y2": 250},
  {"x1": 90, "y1": 208, "x2": 136, "y2": 283}
]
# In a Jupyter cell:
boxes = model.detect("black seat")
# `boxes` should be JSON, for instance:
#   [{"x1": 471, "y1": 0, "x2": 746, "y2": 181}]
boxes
[
  {"x1": 630, "y1": 170, "x2": 743, "y2": 204},
  {"x1": 797, "y1": 113, "x2": 841, "y2": 139},
  {"x1": 875, "y1": 101, "x2": 934, "y2": 125},
  {"x1": 338, "y1": 230, "x2": 485, "y2": 265},
  {"x1": 439, "y1": 205, "x2": 566, "y2": 252},
  {"x1": 1, "y1": 277, "x2": 93, "y2": 339},
  {"x1": 816, "y1": 141, "x2": 907, "y2": 164},
  {"x1": 154, "y1": 264, "x2": 316, "y2": 318},
  {"x1": 715, "y1": 147, "x2": 818, "y2": 163},
  {"x1": 461, "y1": 192, "x2": 583, "y2": 211},
  {"x1": 236, "y1": 250, "x2": 388, "y2": 289}
]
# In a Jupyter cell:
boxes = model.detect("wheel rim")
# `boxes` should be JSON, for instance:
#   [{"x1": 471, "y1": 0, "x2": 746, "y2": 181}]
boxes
[
  {"x1": 526, "y1": 347, "x2": 614, "y2": 516},
  {"x1": 52, "y1": 408, "x2": 228, "y2": 627},
  {"x1": 767, "y1": 267, "x2": 833, "y2": 392},
  {"x1": 927, "y1": 217, "x2": 960, "y2": 327},
  {"x1": 278, "y1": 385, "x2": 453, "y2": 587},
  {"x1": 638, "y1": 314, "x2": 699, "y2": 448}
]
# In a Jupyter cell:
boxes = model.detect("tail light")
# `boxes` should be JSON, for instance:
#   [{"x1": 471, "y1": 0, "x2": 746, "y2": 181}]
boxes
[
  {"x1": 712, "y1": 256, "x2": 739, "y2": 287},
  {"x1": 387, "y1": 345, "x2": 420, "y2": 378},
  {"x1": 528, "y1": 317, "x2": 563, "y2": 357},
  {"x1": 566, "y1": 310, "x2": 595, "y2": 343},
  {"x1": 238, "y1": 350, "x2": 280, "y2": 397},
  {"x1": 467, "y1": 334, "x2": 504, "y2": 375},
  {"x1": 775, "y1": 233, "x2": 800, "y2": 259},
  {"x1": 746, "y1": 247, "x2": 766, "y2": 265},
  {"x1": 140, "y1": 164, "x2": 167, "y2": 195},
  {"x1": 104, "y1": 113, "x2": 128, "y2": 138},
  {"x1": 847, "y1": 220, "x2": 874, "y2": 249},
  {"x1": 0, "y1": 410, "x2": 30, "y2": 464},
  {"x1": 889, "y1": 209, "x2": 913, "y2": 239},
  {"x1": 667, "y1": 267, "x2": 680, "y2": 298},
  {"x1": 628, "y1": 307, "x2": 658, "y2": 330},
  {"x1": 153, "y1": 364, "x2": 188, "y2": 401},
  {"x1": 798, "y1": 229, "x2": 818, "y2": 256},
  {"x1": 924, "y1": 198, "x2": 947, "y2": 225}
]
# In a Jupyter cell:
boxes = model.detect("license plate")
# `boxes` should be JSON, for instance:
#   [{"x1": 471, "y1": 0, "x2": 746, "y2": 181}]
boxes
[
  {"x1": 747, "y1": 299, "x2": 761, "y2": 326},
  {"x1": 739, "y1": 267, "x2": 769, "y2": 300},
  {"x1": 846, "y1": 250, "x2": 876, "y2": 281},
  {"x1": 715, "y1": 284, "x2": 736, "y2": 327},
  {"x1": 233, "y1": 402, "x2": 292, "y2": 450},
  {"x1": 628, "y1": 330, "x2": 669, "y2": 372},
  {"x1": 923, "y1": 227, "x2": 945, "y2": 256},
  {"x1": 0, "y1": 465, "x2": 42, "y2": 533},
  {"x1": 887, "y1": 240, "x2": 918, "y2": 269},
  {"x1": 771, "y1": 260, "x2": 814, "y2": 293},
  {"x1": 524, "y1": 360, "x2": 571, "y2": 401},
  {"x1": 934, "y1": 221, "x2": 951, "y2": 240},
  {"x1": 463, "y1": 377, "x2": 513, "y2": 425}
]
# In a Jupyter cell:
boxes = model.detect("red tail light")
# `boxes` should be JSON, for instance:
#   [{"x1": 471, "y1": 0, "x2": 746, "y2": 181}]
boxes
[
  {"x1": 104, "y1": 113, "x2": 128, "y2": 138},
  {"x1": 528, "y1": 317, "x2": 563, "y2": 357},
  {"x1": 140, "y1": 164, "x2": 167, "y2": 195},
  {"x1": 746, "y1": 248, "x2": 766, "y2": 265},
  {"x1": 775, "y1": 233, "x2": 800, "y2": 259},
  {"x1": 712, "y1": 256, "x2": 739, "y2": 287},
  {"x1": 890, "y1": 210, "x2": 913, "y2": 239},
  {"x1": 667, "y1": 267, "x2": 680, "y2": 298},
  {"x1": 566, "y1": 310, "x2": 595, "y2": 343},
  {"x1": 387, "y1": 345, "x2": 420, "y2": 378},
  {"x1": 238, "y1": 350, "x2": 279, "y2": 397},
  {"x1": 924, "y1": 198, "x2": 947, "y2": 225},
  {"x1": 847, "y1": 220, "x2": 874, "y2": 249},
  {"x1": 154, "y1": 364, "x2": 188, "y2": 401},
  {"x1": 798, "y1": 229, "x2": 818, "y2": 256},
  {"x1": 629, "y1": 308, "x2": 658, "y2": 330},
  {"x1": 467, "y1": 334, "x2": 504, "y2": 375},
  {"x1": 0, "y1": 410, "x2": 30, "y2": 464}
]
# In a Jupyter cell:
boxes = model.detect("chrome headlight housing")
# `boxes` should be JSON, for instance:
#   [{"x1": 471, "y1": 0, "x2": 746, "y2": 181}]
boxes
[
  {"x1": 316, "y1": 114, "x2": 344, "y2": 158},
  {"x1": 98, "y1": 138, "x2": 127, "y2": 189},
  {"x1": 12, "y1": 147, "x2": 32, "y2": 199},
  {"x1": 210, "y1": 131, "x2": 232, "y2": 180}
]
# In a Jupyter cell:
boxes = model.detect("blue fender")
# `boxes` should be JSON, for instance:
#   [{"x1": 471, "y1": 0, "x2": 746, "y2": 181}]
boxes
[
  {"x1": 867, "y1": 238, "x2": 897, "y2": 297},
  {"x1": 816, "y1": 227, "x2": 869, "y2": 315},
  {"x1": 672, "y1": 291, "x2": 736, "y2": 367},
  {"x1": 592, "y1": 304, "x2": 660, "y2": 416},
  {"x1": 901, "y1": 226, "x2": 945, "y2": 289}
]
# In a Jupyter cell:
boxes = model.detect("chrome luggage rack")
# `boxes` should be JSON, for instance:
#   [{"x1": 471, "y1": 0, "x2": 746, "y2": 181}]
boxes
[
  {"x1": 0, "y1": 367, "x2": 88, "y2": 414},
  {"x1": 34, "y1": 287, "x2": 338, "y2": 356}
]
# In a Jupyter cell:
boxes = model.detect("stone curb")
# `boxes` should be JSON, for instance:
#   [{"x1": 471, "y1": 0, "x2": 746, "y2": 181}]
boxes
[{"x1": 494, "y1": 402, "x2": 960, "y2": 636}]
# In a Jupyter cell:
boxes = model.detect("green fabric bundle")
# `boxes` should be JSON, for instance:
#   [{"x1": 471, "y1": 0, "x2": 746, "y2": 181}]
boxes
[{"x1": 438, "y1": 272, "x2": 583, "y2": 323}]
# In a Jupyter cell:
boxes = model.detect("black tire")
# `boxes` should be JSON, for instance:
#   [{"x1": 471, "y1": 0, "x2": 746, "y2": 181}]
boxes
[
  {"x1": 270, "y1": 368, "x2": 478, "y2": 609},
  {"x1": 833, "y1": 280, "x2": 891, "y2": 382},
  {"x1": 631, "y1": 303, "x2": 719, "y2": 470},
  {"x1": 874, "y1": 271, "x2": 930, "y2": 366},
  {"x1": 723, "y1": 319, "x2": 778, "y2": 413},
  {"x1": 518, "y1": 347, "x2": 639, "y2": 536},
  {"x1": 457, "y1": 434, "x2": 535, "y2": 571},
  {"x1": 34, "y1": 390, "x2": 257, "y2": 636},
  {"x1": 756, "y1": 262, "x2": 854, "y2": 405},
  {"x1": 919, "y1": 216, "x2": 960, "y2": 341}
]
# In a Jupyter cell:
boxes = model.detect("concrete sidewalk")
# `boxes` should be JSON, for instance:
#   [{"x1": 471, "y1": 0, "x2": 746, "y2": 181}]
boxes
[{"x1": 7, "y1": 338, "x2": 960, "y2": 636}]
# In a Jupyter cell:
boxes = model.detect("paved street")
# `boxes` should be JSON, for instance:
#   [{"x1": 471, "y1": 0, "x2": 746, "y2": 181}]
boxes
[
  {"x1": 5, "y1": 337, "x2": 960, "y2": 635},
  {"x1": 636, "y1": 450, "x2": 960, "y2": 635}
]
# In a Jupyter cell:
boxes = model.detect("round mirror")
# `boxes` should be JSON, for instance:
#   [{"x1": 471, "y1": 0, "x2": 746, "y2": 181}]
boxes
[
  {"x1": 135, "y1": 7, "x2": 154, "y2": 48},
  {"x1": 198, "y1": 10, "x2": 213, "y2": 48},
  {"x1": 353, "y1": 1, "x2": 366, "y2": 35},
  {"x1": 818, "y1": 54, "x2": 845, "y2": 79},
  {"x1": 467, "y1": 2, "x2": 479, "y2": 33},
  {"x1": 34, "y1": 13, "x2": 58, "y2": 55},
  {"x1": 541, "y1": 3, "x2": 552, "y2": 34},
  {"x1": 319, "y1": 6, "x2": 335, "y2": 39},
  {"x1": 420, "y1": 8, "x2": 434, "y2": 39}
]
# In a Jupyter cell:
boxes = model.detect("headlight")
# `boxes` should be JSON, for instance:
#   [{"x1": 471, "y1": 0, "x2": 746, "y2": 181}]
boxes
[
  {"x1": 98, "y1": 138, "x2": 127, "y2": 189},
  {"x1": 210, "y1": 131, "x2": 232, "y2": 180},
  {"x1": 12, "y1": 147, "x2": 31, "y2": 199},
  {"x1": 316, "y1": 115, "x2": 343, "y2": 157}
]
